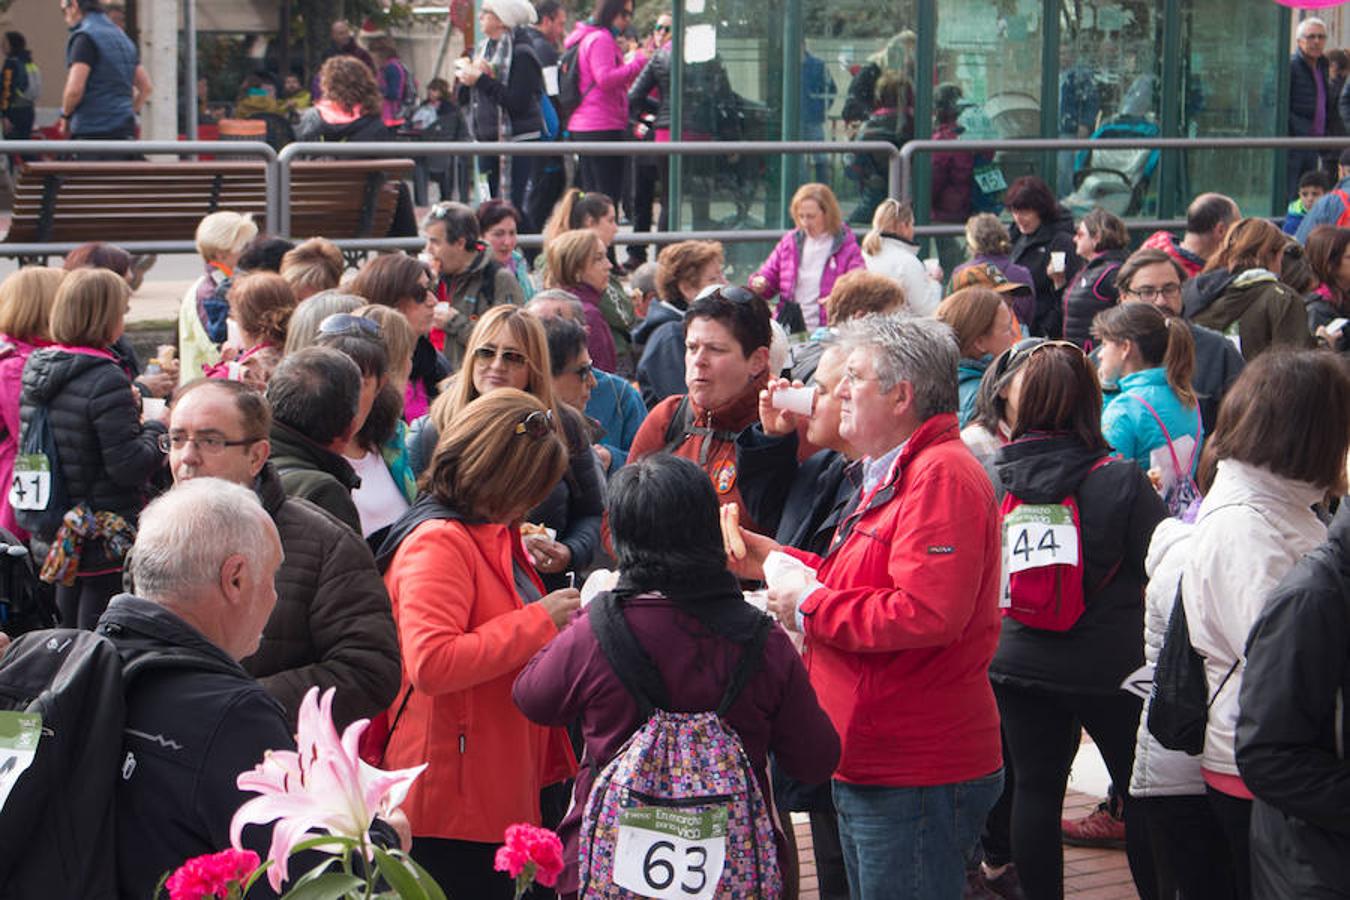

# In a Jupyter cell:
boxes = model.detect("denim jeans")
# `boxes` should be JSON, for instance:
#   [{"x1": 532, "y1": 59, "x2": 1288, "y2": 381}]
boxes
[{"x1": 833, "y1": 770, "x2": 1004, "y2": 900}]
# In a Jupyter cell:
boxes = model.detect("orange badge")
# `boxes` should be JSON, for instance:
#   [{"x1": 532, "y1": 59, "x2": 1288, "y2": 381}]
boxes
[{"x1": 713, "y1": 460, "x2": 737, "y2": 494}]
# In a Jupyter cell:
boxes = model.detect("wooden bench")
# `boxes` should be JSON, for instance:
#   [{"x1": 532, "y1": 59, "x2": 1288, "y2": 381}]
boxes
[{"x1": 4, "y1": 158, "x2": 415, "y2": 246}]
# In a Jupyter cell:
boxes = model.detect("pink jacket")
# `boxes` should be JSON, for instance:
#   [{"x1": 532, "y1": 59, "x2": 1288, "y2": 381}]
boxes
[
  {"x1": 754, "y1": 228, "x2": 867, "y2": 329},
  {"x1": 0, "y1": 336, "x2": 46, "y2": 541},
  {"x1": 563, "y1": 23, "x2": 646, "y2": 132}
]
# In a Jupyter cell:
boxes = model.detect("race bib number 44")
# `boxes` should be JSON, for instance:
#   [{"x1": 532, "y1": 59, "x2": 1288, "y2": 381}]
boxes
[
  {"x1": 613, "y1": 806, "x2": 728, "y2": 900},
  {"x1": 8, "y1": 454, "x2": 51, "y2": 512},
  {"x1": 1003, "y1": 503, "x2": 1079, "y2": 574}
]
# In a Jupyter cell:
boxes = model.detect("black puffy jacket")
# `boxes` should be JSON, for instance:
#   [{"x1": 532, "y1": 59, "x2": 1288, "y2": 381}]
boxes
[
  {"x1": 240, "y1": 462, "x2": 401, "y2": 729},
  {"x1": 989, "y1": 434, "x2": 1166, "y2": 694},
  {"x1": 18, "y1": 347, "x2": 166, "y2": 566},
  {"x1": 1290, "y1": 52, "x2": 1335, "y2": 138},
  {"x1": 1062, "y1": 248, "x2": 1127, "y2": 350},
  {"x1": 1237, "y1": 505, "x2": 1350, "y2": 900},
  {"x1": 468, "y1": 27, "x2": 545, "y2": 141},
  {"x1": 628, "y1": 48, "x2": 672, "y2": 130}
]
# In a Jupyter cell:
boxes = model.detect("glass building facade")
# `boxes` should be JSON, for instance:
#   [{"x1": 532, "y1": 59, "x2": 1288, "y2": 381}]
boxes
[{"x1": 660, "y1": 0, "x2": 1292, "y2": 270}]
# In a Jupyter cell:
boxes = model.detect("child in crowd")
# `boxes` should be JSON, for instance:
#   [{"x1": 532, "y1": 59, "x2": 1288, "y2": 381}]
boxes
[{"x1": 1284, "y1": 169, "x2": 1332, "y2": 236}]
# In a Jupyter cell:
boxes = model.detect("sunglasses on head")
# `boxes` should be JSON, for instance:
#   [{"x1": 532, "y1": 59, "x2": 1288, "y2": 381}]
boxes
[
  {"x1": 514, "y1": 409, "x2": 555, "y2": 438},
  {"x1": 716, "y1": 285, "x2": 759, "y2": 305},
  {"x1": 318, "y1": 314, "x2": 381, "y2": 338}
]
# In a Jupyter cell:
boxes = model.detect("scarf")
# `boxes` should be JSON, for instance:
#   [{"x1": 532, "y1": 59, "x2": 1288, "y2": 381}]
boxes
[
  {"x1": 476, "y1": 30, "x2": 515, "y2": 140},
  {"x1": 41, "y1": 503, "x2": 136, "y2": 586}
]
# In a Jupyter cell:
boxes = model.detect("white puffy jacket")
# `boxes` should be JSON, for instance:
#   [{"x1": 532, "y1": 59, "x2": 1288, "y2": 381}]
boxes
[
  {"x1": 1181, "y1": 460, "x2": 1327, "y2": 780},
  {"x1": 863, "y1": 236, "x2": 942, "y2": 317},
  {"x1": 1130, "y1": 518, "x2": 1206, "y2": 797}
]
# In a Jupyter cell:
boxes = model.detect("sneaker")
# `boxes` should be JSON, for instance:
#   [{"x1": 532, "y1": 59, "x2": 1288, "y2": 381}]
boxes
[
  {"x1": 982, "y1": 863, "x2": 1027, "y2": 900},
  {"x1": 1060, "y1": 800, "x2": 1126, "y2": 849}
]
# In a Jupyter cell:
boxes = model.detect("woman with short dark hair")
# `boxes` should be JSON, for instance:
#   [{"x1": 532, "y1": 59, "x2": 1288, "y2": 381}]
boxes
[
  {"x1": 990, "y1": 340, "x2": 1165, "y2": 900},
  {"x1": 378, "y1": 388, "x2": 579, "y2": 899},
  {"x1": 478, "y1": 199, "x2": 535, "y2": 300},
  {"x1": 350, "y1": 253, "x2": 446, "y2": 421},
  {"x1": 513, "y1": 453, "x2": 840, "y2": 898},
  {"x1": 1063, "y1": 208, "x2": 1131, "y2": 349},
  {"x1": 1004, "y1": 176, "x2": 1079, "y2": 337}
]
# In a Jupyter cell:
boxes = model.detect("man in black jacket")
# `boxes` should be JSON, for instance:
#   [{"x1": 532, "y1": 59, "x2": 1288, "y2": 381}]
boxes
[
  {"x1": 168, "y1": 378, "x2": 400, "y2": 729},
  {"x1": 1237, "y1": 504, "x2": 1350, "y2": 899},
  {"x1": 1289, "y1": 17, "x2": 1336, "y2": 198},
  {"x1": 104, "y1": 477, "x2": 290, "y2": 899}
]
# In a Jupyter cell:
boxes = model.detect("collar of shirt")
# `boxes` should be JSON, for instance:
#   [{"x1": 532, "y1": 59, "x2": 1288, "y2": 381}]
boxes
[{"x1": 862, "y1": 440, "x2": 906, "y2": 495}]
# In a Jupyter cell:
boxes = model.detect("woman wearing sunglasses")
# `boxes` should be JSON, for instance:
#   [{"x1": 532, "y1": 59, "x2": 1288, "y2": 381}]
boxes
[
  {"x1": 989, "y1": 341, "x2": 1165, "y2": 900},
  {"x1": 351, "y1": 253, "x2": 450, "y2": 422},
  {"x1": 377, "y1": 388, "x2": 580, "y2": 899},
  {"x1": 628, "y1": 285, "x2": 774, "y2": 532},
  {"x1": 415, "y1": 306, "x2": 605, "y2": 590}
]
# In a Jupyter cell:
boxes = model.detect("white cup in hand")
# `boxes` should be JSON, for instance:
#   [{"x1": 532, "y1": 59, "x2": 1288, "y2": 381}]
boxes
[
  {"x1": 771, "y1": 385, "x2": 815, "y2": 418},
  {"x1": 1049, "y1": 251, "x2": 1067, "y2": 273}
]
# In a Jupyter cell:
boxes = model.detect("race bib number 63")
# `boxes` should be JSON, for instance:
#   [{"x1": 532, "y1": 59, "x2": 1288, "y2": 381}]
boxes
[{"x1": 613, "y1": 806, "x2": 728, "y2": 900}]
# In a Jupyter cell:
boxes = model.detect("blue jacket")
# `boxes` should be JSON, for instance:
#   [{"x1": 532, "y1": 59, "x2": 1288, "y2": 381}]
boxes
[
  {"x1": 957, "y1": 355, "x2": 991, "y2": 428},
  {"x1": 1102, "y1": 367, "x2": 1203, "y2": 476},
  {"x1": 635, "y1": 305, "x2": 688, "y2": 409},
  {"x1": 585, "y1": 368, "x2": 647, "y2": 470},
  {"x1": 65, "y1": 11, "x2": 137, "y2": 137},
  {"x1": 1296, "y1": 175, "x2": 1350, "y2": 243}
]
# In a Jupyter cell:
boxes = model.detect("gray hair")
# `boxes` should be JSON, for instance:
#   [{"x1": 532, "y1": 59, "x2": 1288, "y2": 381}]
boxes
[
  {"x1": 131, "y1": 478, "x2": 278, "y2": 603},
  {"x1": 631, "y1": 261, "x2": 660, "y2": 296},
  {"x1": 1298, "y1": 17, "x2": 1327, "y2": 39},
  {"x1": 283, "y1": 290, "x2": 364, "y2": 354},
  {"x1": 526, "y1": 289, "x2": 586, "y2": 324},
  {"x1": 837, "y1": 313, "x2": 959, "y2": 420}
]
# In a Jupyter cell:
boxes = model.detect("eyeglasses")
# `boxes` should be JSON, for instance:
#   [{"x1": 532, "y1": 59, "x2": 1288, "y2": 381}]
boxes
[
  {"x1": 654, "y1": 23, "x2": 671, "y2": 32},
  {"x1": 843, "y1": 368, "x2": 883, "y2": 388},
  {"x1": 514, "y1": 409, "x2": 555, "y2": 438},
  {"x1": 1304, "y1": 33, "x2": 1328, "y2": 40},
  {"x1": 473, "y1": 344, "x2": 529, "y2": 368},
  {"x1": 159, "y1": 432, "x2": 261, "y2": 454},
  {"x1": 318, "y1": 314, "x2": 382, "y2": 338},
  {"x1": 1123, "y1": 284, "x2": 1182, "y2": 302},
  {"x1": 566, "y1": 363, "x2": 595, "y2": 380}
]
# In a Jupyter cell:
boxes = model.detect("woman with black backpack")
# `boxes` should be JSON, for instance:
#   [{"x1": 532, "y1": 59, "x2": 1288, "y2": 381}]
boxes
[{"x1": 989, "y1": 340, "x2": 1165, "y2": 900}]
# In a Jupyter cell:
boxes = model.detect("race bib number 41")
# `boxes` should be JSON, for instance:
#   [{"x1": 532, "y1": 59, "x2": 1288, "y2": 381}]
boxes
[
  {"x1": 8, "y1": 454, "x2": 51, "y2": 512},
  {"x1": 1003, "y1": 503, "x2": 1079, "y2": 574},
  {"x1": 613, "y1": 806, "x2": 728, "y2": 900}
]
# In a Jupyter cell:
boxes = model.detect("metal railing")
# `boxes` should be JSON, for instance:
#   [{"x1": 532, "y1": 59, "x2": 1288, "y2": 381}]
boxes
[
  {"x1": 0, "y1": 140, "x2": 280, "y2": 257},
  {"x1": 274, "y1": 140, "x2": 903, "y2": 246}
]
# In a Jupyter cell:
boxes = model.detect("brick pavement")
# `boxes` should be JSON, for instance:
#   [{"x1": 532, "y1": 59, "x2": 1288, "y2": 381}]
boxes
[{"x1": 793, "y1": 790, "x2": 1138, "y2": 900}]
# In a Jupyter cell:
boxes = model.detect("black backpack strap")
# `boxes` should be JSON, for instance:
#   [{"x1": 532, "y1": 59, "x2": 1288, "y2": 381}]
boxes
[
  {"x1": 588, "y1": 591, "x2": 669, "y2": 718},
  {"x1": 662, "y1": 395, "x2": 693, "y2": 453},
  {"x1": 716, "y1": 616, "x2": 772, "y2": 716}
]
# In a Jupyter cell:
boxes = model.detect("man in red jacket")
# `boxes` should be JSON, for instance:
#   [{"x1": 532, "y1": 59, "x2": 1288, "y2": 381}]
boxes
[{"x1": 747, "y1": 314, "x2": 1004, "y2": 900}]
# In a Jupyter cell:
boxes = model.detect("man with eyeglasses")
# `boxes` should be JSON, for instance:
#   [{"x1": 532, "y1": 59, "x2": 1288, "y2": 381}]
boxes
[
  {"x1": 1288, "y1": 17, "x2": 1337, "y2": 198},
  {"x1": 164, "y1": 377, "x2": 400, "y2": 731},
  {"x1": 422, "y1": 201, "x2": 524, "y2": 370},
  {"x1": 1113, "y1": 248, "x2": 1244, "y2": 434},
  {"x1": 736, "y1": 314, "x2": 1004, "y2": 900}
]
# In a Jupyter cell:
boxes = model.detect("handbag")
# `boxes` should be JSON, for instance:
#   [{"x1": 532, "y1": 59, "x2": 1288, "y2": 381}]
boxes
[{"x1": 1148, "y1": 581, "x2": 1239, "y2": 755}]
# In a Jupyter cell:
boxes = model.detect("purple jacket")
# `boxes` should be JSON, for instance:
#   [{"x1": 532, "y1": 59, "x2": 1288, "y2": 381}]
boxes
[
  {"x1": 563, "y1": 23, "x2": 647, "y2": 132},
  {"x1": 0, "y1": 336, "x2": 45, "y2": 541},
  {"x1": 513, "y1": 593, "x2": 840, "y2": 896},
  {"x1": 754, "y1": 228, "x2": 867, "y2": 329},
  {"x1": 567, "y1": 282, "x2": 619, "y2": 373}
]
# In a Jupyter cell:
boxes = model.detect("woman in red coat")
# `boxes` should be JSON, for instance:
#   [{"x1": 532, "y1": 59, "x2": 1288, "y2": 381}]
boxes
[{"x1": 376, "y1": 388, "x2": 581, "y2": 898}]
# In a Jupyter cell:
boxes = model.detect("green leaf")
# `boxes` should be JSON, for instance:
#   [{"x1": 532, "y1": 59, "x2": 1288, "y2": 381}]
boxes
[
  {"x1": 286, "y1": 857, "x2": 339, "y2": 890},
  {"x1": 398, "y1": 853, "x2": 449, "y2": 900},
  {"x1": 372, "y1": 847, "x2": 429, "y2": 900},
  {"x1": 278, "y1": 872, "x2": 366, "y2": 900},
  {"x1": 243, "y1": 858, "x2": 276, "y2": 893},
  {"x1": 287, "y1": 834, "x2": 363, "y2": 855}
]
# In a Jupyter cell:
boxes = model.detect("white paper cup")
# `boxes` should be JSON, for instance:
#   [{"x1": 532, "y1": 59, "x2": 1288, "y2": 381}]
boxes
[
  {"x1": 434, "y1": 301, "x2": 451, "y2": 317},
  {"x1": 1050, "y1": 251, "x2": 1067, "y2": 273},
  {"x1": 142, "y1": 397, "x2": 166, "y2": 421},
  {"x1": 771, "y1": 385, "x2": 816, "y2": 417}
]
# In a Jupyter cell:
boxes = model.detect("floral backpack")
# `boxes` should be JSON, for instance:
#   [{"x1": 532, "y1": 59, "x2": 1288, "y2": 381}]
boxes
[{"x1": 577, "y1": 593, "x2": 782, "y2": 900}]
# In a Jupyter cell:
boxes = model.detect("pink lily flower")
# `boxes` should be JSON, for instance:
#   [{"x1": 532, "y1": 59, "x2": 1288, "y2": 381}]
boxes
[{"x1": 229, "y1": 687, "x2": 427, "y2": 892}]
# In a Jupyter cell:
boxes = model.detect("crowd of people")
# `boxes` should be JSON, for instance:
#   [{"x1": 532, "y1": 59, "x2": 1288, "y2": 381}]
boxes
[{"x1": 0, "y1": 151, "x2": 1347, "y2": 900}]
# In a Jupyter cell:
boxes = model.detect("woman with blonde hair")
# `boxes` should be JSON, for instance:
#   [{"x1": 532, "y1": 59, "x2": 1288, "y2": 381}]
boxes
[
  {"x1": 414, "y1": 305, "x2": 605, "y2": 590},
  {"x1": 280, "y1": 237, "x2": 344, "y2": 301},
  {"x1": 377, "y1": 388, "x2": 579, "y2": 897},
  {"x1": 0, "y1": 266, "x2": 64, "y2": 540},
  {"x1": 751, "y1": 182, "x2": 865, "y2": 333},
  {"x1": 18, "y1": 268, "x2": 167, "y2": 629},
  {"x1": 860, "y1": 197, "x2": 940, "y2": 316},
  {"x1": 544, "y1": 228, "x2": 617, "y2": 372},
  {"x1": 1182, "y1": 217, "x2": 1311, "y2": 359},
  {"x1": 936, "y1": 287, "x2": 1019, "y2": 427}
]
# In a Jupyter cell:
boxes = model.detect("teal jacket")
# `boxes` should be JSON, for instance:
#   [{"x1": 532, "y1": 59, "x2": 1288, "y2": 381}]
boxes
[
  {"x1": 381, "y1": 420, "x2": 418, "y2": 502},
  {"x1": 1102, "y1": 367, "x2": 1203, "y2": 476},
  {"x1": 957, "y1": 355, "x2": 991, "y2": 428}
]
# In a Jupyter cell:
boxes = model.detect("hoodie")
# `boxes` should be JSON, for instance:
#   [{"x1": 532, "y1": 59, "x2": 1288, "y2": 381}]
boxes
[
  {"x1": 1183, "y1": 267, "x2": 1311, "y2": 360},
  {"x1": 1009, "y1": 205, "x2": 1079, "y2": 338},
  {"x1": 562, "y1": 23, "x2": 647, "y2": 132},
  {"x1": 18, "y1": 346, "x2": 166, "y2": 567},
  {"x1": 990, "y1": 434, "x2": 1166, "y2": 693}
]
